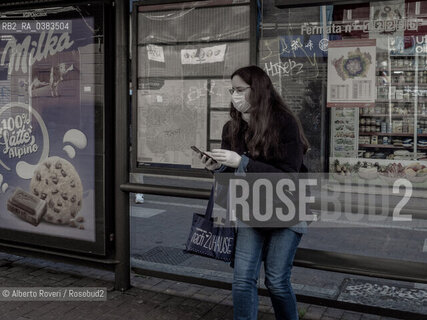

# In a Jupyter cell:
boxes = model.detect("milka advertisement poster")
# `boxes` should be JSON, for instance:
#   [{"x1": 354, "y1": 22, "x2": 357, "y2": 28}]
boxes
[{"x1": 0, "y1": 18, "x2": 97, "y2": 242}]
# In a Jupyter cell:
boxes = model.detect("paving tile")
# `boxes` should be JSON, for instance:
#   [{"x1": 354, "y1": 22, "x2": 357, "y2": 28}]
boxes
[
  {"x1": 258, "y1": 295, "x2": 272, "y2": 307},
  {"x1": 360, "y1": 314, "x2": 381, "y2": 320},
  {"x1": 192, "y1": 292, "x2": 227, "y2": 304},
  {"x1": 323, "y1": 307, "x2": 345, "y2": 319},
  {"x1": 341, "y1": 311, "x2": 362, "y2": 320},
  {"x1": 302, "y1": 305, "x2": 327, "y2": 319},
  {"x1": 259, "y1": 313, "x2": 276, "y2": 320}
]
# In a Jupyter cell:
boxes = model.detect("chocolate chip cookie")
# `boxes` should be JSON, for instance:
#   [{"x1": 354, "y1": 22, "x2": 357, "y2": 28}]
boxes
[{"x1": 30, "y1": 156, "x2": 83, "y2": 225}]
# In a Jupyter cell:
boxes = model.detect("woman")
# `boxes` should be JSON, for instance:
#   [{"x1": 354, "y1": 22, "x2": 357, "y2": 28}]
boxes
[{"x1": 200, "y1": 65, "x2": 309, "y2": 320}]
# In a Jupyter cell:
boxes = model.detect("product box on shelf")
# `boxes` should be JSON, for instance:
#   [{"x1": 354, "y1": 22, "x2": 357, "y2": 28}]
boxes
[
  {"x1": 371, "y1": 135, "x2": 378, "y2": 144},
  {"x1": 392, "y1": 120, "x2": 403, "y2": 133},
  {"x1": 359, "y1": 136, "x2": 371, "y2": 144}
]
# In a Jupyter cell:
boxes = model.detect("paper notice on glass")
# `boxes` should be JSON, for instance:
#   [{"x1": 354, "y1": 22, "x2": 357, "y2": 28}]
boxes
[
  {"x1": 181, "y1": 44, "x2": 227, "y2": 65},
  {"x1": 147, "y1": 44, "x2": 165, "y2": 62},
  {"x1": 210, "y1": 111, "x2": 230, "y2": 140},
  {"x1": 330, "y1": 107, "x2": 359, "y2": 158},
  {"x1": 369, "y1": 0, "x2": 405, "y2": 51},
  {"x1": 327, "y1": 39, "x2": 376, "y2": 108},
  {"x1": 137, "y1": 80, "x2": 207, "y2": 166}
]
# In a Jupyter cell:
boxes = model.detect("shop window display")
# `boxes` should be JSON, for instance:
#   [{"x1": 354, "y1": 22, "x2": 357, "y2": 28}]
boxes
[
  {"x1": 327, "y1": 1, "x2": 427, "y2": 185},
  {"x1": 260, "y1": 0, "x2": 427, "y2": 184}
]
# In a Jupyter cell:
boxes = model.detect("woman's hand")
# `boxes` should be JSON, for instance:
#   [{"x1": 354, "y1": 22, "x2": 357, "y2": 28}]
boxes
[
  {"x1": 200, "y1": 152, "x2": 221, "y2": 171},
  {"x1": 211, "y1": 149, "x2": 242, "y2": 168}
]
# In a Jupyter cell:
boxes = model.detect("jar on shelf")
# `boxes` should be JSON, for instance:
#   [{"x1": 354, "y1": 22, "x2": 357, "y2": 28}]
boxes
[
  {"x1": 360, "y1": 118, "x2": 366, "y2": 125},
  {"x1": 402, "y1": 123, "x2": 408, "y2": 133},
  {"x1": 366, "y1": 118, "x2": 371, "y2": 125},
  {"x1": 381, "y1": 122, "x2": 387, "y2": 133},
  {"x1": 361, "y1": 125, "x2": 366, "y2": 132},
  {"x1": 391, "y1": 58, "x2": 397, "y2": 67}
]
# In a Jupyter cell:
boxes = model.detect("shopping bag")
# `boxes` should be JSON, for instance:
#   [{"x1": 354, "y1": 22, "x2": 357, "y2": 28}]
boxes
[{"x1": 184, "y1": 188, "x2": 235, "y2": 262}]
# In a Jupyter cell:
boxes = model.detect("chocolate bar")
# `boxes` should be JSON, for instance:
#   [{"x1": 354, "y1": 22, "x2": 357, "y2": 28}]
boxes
[{"x1": 7, "y1": 188, "x2": 47, "y2": 226}]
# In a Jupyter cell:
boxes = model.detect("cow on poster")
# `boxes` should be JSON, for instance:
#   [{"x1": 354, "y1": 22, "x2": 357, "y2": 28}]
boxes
[{"x1": 327, "y1": 39, "x2": 376, "y2": 108}]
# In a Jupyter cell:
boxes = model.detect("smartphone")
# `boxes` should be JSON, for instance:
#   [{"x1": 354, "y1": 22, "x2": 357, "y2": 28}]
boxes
[{"x1": 191, "y1": 146, "x2": 217, "y2": 163}]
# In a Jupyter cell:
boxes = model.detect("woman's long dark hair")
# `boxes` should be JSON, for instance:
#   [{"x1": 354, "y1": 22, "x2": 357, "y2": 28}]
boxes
[{"x1": 228, "y1": 65, "x2": 309, "y2": 159}]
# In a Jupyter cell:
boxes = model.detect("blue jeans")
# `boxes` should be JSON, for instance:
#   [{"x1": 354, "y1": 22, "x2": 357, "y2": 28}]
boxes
[{"x1": 232, "y1": 227, "x2": 302, "y2": 320}]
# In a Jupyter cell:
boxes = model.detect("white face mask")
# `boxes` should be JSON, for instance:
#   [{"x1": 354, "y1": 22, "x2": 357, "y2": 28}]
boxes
[{"x1": 231, "y1": 92, "x2": 251, "y2": 113}]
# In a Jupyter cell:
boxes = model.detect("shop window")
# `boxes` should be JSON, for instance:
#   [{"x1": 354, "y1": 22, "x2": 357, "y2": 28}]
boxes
[
  {"x1": 327, "y1": 0, "x2": 427, "y2": 184},
  {"x1": 258, "y1": 1, "x2": 327, "y2": 172},
  {"x1": 260, "y1": 1, "x2": 427, "y2": 185}
]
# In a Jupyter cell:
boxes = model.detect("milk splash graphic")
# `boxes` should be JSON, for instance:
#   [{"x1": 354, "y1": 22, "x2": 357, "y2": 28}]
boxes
[
  {"x1": 0, "y1": 173, "x2": 8, "y2": 193},
  {"x1": 63, "y1": 129, "x2": 87, "y2": 159}
]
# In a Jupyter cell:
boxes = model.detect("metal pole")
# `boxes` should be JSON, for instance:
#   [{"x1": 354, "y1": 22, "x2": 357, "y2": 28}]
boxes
[{"x1": 114, "y1": 0, "x2": 130, "y2": 291}]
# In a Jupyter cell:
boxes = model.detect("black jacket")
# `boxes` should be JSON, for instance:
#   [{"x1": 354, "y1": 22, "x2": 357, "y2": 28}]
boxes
[{"x1": 220, "y1": 115, "x2": 305, "y2": 173}]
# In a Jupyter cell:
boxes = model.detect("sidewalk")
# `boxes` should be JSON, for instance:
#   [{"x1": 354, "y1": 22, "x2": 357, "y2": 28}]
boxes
[{"x1": 0, "y1": 252, "x2": 403, "y2": 320}]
